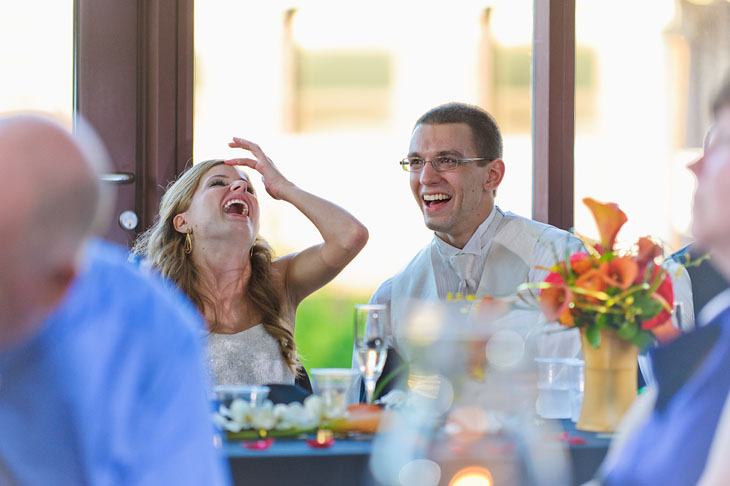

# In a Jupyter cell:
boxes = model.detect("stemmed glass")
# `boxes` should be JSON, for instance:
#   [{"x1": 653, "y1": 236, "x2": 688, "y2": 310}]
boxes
[{"x1": 354, "y1": 304, "x2": 389, "y2": 404}]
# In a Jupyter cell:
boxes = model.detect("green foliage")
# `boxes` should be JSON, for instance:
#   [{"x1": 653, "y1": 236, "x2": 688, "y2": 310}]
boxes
[
  {"x1": 631, "y1": 330, "x2": 656, "y2": 350},
  {"x1": 585, "y1": 325, "x2": 601, "y2": 348},
  {"x1": 617, "y1": 319, "x2": 638, "y2": 340},
  {"x1": 594, "y1": 313, "x2": 610, "y2": 329},
  {"x1": 633, "y1": 294, "x2": 662, "y2": 319},
  {"x1": 294, "y1": 287, "x2": 372, "y2": 371}
]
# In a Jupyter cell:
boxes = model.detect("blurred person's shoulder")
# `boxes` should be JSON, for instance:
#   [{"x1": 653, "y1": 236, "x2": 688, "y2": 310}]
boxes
[
  {"x1": 70, "y1": 238, "x2": 206, "y2": 336},
  {"x1": 370, "y1": 277, "x2": 393, "y2": 304},
  {"x1": 534, "y1": 220, "x2": 583, "y2": 247}
]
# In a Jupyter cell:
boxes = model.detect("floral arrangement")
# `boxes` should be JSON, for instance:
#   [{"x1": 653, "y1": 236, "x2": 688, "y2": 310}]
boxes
[
  {"x1": 214, "y1": 395, "x2": 325, "y2": 434},
  {"x1": 535, "y1": 198, "x2": 678, "y2": 349},
  {"x1": 213, "y1": 394, "x2": 391, "y2": 436}
]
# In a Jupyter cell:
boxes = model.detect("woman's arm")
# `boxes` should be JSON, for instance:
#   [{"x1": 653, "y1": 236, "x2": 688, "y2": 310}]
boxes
[{"x1": 225, "y1": 138, "x2": 368, "y2": 306}]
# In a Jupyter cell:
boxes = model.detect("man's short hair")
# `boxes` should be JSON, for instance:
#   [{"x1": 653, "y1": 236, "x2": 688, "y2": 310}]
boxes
[
  {"x1": 414, "y1": 102, "x2": 503, "y2": 160},
  {"x1": 712, "y1": 75, "x2": 730, "y2": 116}
]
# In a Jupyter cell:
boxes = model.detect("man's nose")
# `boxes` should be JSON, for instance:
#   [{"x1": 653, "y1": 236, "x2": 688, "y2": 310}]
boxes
[
  {"x1": 419, "y1": 160, "x2": 441, "y2": 184},
  {"x1": 688, "y1": 154, "x2": 704, "y2": 177}
]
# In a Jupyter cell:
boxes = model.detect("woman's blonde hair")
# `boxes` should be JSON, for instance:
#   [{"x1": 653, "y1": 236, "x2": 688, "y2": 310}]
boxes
[{"x1": 133, "y1": 159, "x2": 301, "y2": 373}]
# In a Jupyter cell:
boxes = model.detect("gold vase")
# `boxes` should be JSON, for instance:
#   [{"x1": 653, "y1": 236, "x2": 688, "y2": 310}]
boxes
[{"x1": 577, "y1": 328, "x2": 639, "y2": 432}]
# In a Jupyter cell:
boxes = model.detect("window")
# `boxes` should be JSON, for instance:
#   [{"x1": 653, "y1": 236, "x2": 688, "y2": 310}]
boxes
[
  {"x1": 574, "y1": 0, "x2": 728, "y2": 252},
  {"x1": 194, "y1": 1, "x2": 534, "y2": 368},
  {"x1": 0, "y1": 2, "x2": 74, "y2": 124}
]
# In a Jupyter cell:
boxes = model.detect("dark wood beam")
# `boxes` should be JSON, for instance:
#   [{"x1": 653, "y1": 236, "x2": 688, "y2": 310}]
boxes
[{"x1": 532, "y1": 0, "x2": 576, "y2": 231}]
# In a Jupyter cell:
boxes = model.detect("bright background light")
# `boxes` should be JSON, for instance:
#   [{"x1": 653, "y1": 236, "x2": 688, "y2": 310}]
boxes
[{"x1": 3, "y1": 0, "x2": 726, "y2": 369}]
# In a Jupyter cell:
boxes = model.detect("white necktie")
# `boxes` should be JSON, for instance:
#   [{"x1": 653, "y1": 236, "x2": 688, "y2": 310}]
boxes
[{"x1": 450, "y1": 253, "x2": 477, "y2": 296}]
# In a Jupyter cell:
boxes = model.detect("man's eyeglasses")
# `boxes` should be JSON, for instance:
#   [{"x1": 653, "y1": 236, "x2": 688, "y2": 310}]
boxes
[{"x1": 399, "y1": 156, "x2": 494, "y2": 172}]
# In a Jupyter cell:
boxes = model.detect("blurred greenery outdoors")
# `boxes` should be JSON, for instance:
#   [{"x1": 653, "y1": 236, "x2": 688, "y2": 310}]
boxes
[{"x1": 294, "y1": 287, "x2": 372, "y2": 371}]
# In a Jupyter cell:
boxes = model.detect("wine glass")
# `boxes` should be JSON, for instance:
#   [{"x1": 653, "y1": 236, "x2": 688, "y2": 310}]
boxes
[{"x1": 354, "y1": 303, "x2": 389, "y2": 404}]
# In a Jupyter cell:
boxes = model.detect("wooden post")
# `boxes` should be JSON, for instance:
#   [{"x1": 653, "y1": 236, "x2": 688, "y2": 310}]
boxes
[{"x1": 532, "y1": 0, "x2": 575, "y2": 231}]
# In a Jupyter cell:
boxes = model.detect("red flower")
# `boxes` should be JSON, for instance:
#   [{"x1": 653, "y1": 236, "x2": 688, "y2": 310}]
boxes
[
  {"x1": 641, "y1": 266, "x2": 674, "y2": 330},
  {"x1": 570, "y1": 252, "x2": 594, "y2": 275}
]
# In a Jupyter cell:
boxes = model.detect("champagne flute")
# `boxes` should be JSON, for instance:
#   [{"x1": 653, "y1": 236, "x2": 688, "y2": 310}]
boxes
[{"x1": 354, "y1": 304, "x2": 389, "y2": 405}]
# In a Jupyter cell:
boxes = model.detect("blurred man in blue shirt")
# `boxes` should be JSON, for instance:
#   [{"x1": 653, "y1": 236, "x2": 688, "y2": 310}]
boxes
[
  {"x1": 0, "y1": 114, "x2": 230, "y2": 485},
  {"x1": 597, "y1": 78, "x2": 730, "y2": 486}
]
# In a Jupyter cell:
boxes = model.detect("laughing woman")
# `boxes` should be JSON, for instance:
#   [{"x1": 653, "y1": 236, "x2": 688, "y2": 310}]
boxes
[{"x1": 134, "y1": 138, "x2": 368, "y2": 387}]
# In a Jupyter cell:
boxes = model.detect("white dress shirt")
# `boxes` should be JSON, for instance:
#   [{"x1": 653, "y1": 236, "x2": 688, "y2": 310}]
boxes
[{"x1": 369, "y1": 207, "x2": 584, "y2": 349}]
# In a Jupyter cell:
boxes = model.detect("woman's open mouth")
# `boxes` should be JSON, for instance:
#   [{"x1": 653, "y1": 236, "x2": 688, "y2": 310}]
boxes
[{"x1": 223, "y1": 198, "x2": 249, "y2": 216}]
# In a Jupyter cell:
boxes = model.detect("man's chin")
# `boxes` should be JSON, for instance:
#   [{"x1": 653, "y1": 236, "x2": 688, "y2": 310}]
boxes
[
  {"x1": 690, "y1": 221, "x2": 724, "y2": 250},
  {"x1": 423, "y1": 217, "x2": 449, "y2": 234}
]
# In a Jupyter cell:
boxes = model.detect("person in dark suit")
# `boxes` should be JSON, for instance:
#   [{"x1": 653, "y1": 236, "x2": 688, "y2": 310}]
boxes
[{"x1": 668, "y1": 244, "x2": 729, "y2": 329}]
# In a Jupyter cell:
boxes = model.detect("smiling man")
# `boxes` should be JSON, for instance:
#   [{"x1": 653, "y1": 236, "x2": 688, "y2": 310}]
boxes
[{"x1": 362, "y1": 103, "x2": 583, "y2": 388}]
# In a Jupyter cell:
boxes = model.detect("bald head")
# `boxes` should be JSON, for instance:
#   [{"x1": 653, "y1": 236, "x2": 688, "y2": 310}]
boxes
[{"x1": 0, "y1": 114, "x2": 110, "y2": 348}]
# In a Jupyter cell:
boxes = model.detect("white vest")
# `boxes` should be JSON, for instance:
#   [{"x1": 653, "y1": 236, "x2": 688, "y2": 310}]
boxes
[{"x1": 389, "y1": 211, "x2": 580, "y2": 358}]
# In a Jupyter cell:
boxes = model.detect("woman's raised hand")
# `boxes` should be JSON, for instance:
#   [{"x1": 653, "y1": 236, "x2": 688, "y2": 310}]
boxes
[{"x1": 225, "y1": 137, "x2": 293, "y2": 200}]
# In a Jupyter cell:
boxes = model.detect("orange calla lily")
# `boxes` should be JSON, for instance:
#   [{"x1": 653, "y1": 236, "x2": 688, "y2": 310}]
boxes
[
  {"x1": 557, "y1": 307, "x2": 575, "y2": 327},
  {"x1": 599, "y1": 257, "x2": 639, "y2": 290},
  {"x1": 539, "y1": 272, "x2": 574, "y2": 325},
  {"x1": 575, "y1": 268, "x2": 607, "y2": 300},
  {"x1": 636, "y1": 236, "x2": 662, "y2": 266},
  {"x1": 583, "y1": 197, "x2": 628, "y2": 251}
]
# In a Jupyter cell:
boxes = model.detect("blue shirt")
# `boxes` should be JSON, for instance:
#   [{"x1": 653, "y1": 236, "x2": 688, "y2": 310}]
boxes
[{"x1": 0, "y1": 239, "x2": 230, "y2": 486}]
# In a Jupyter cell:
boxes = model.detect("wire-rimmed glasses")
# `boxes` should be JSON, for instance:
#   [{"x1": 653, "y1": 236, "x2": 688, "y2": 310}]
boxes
[{"x1": 399, "y1": 156, "x2": 494, "y2": 172}]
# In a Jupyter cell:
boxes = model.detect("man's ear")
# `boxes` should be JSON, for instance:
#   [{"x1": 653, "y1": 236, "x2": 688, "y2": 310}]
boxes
[
  {"x1": 484, "y1": 159, "x2": 505, "y2": 191},
  {"x1": 41, "y1": 263, "x2": 77, "y2": 312},
  {"x1": 173, "y1": 213, "x2": 189, "y2": 234}
]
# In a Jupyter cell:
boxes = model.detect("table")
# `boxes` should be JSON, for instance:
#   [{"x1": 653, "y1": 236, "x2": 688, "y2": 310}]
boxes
[
  {"x1": 225, "y1": 437, "x2": 374, "y2": 486},
  {"x1": 561, "y1": 419, "x2": 612, "y2": 484},
  {"x1": 224, "y1": 420, "x2": 610, "y2": 486}
]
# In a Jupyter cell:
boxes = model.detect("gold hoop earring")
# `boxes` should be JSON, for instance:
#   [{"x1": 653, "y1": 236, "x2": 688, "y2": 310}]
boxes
[
  {"x1": 249, "y1": 245, "x2": 254, "y2": 258},
  {"x1": 184, "y1": 232, "x2": 193, "y2": 254}
]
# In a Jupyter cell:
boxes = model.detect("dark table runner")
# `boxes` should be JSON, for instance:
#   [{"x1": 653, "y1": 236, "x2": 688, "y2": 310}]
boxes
[{"x1": 225, "y1": 420, "x2": 610, "y2": 486}]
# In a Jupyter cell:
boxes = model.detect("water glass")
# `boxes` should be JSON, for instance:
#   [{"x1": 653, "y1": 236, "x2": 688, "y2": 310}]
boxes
[
  {"x1": 567, "y1": 359, "x2": 585, "y2": 422},
  {"x1": 213, "y1": 385, "x2": 270, "y2": 409},
  {"x1": 310, "y1": 368, "x2": 358, "y2": 417},
  {"x1": 354, "y1": 304, "x2": 389, "y2": 404},
  {"x1": 535, "y1": 358, "x2": 572, "y2": 419}
]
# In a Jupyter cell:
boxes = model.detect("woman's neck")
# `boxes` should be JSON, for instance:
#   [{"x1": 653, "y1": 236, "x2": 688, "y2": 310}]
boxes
[{"x1": 191, "y1": 242, "x2": 256, "y2": 332}]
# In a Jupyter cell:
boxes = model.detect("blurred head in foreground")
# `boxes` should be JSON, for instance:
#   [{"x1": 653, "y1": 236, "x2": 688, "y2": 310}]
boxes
[
  {"x1": 597, "y1": 75, "x2": 730, "y2": 486},
  {"x1": 0, "y1": 113, "x2": 111, "y2": 348},
  {"x1": 690, "y1": 79, "x2": 730, "y2": 278}
]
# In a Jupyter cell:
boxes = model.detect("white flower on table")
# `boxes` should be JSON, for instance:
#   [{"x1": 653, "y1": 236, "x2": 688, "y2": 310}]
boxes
[
  {"x1": 229, "y1": 399, "x2": 253, "y2": 426},
  {"x1": 249, "y1": 401, "x2": 277, "y2": 430},
  {"x1": 273, "y1": 402, "x2": 318, "y2": 430},
  {"x1": 213, "y1": 412, "x2": 243, "y2": 433},
  {"x1": 213, "y1": 394, "x2": 336, "y2": 432},
  {"x1": 303, "y1": 395, "x2": 326, "y2": 421}
]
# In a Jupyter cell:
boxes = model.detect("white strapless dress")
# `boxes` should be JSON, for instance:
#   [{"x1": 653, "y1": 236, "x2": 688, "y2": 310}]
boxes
[{"x1": 207, "y1": 324, "x2": 295, "y2": 386}]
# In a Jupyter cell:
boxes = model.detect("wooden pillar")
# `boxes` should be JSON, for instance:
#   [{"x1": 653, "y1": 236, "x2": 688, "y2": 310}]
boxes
[{"x1": 532, "y1": 0, "x2": 575, "y2": 231}]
